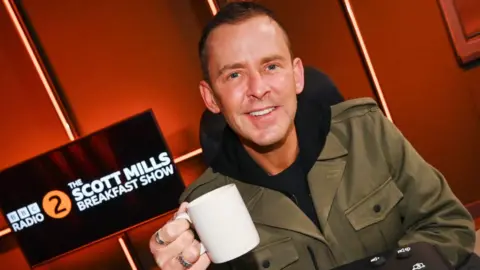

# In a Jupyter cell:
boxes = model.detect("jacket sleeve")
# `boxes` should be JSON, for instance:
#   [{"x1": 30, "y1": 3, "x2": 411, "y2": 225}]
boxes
[{"x1": 368, "y1": 106, "x2": 475, "y2": 267}]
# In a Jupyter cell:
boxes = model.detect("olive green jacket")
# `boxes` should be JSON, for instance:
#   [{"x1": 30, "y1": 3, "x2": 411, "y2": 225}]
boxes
[{"x1": 180, "y1": 98, "x2": 475, "y2": 269}]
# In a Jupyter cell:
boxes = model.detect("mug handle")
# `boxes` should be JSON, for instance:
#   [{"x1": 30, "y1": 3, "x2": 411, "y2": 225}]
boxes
[{"x1": 174, "y1": 212, "x2": 207, "y2": 255}]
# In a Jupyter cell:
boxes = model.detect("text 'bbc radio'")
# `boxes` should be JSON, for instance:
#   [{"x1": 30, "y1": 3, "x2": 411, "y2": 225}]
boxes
[{"x1": 6, "y1": 190, "x2": 72, "y2": 232}]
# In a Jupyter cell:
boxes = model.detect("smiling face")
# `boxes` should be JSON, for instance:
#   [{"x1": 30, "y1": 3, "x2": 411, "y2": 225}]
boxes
[{"x1": 199, "y1": 15, "x2": 304, "y2": 148}]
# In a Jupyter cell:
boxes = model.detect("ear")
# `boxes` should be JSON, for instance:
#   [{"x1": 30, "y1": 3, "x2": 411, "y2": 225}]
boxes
[
  {"x1": 199, "y1": 80, "x2": 221, "y2": 114},
  {"x1": 292, "y1": 57, "x2": 305, "y2": 95}
]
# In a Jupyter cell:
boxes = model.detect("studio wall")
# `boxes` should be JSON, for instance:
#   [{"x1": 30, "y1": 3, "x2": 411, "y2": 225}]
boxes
[
  {"x1": 16, "y1": 0, "x2": 212, "y2": 157},
  {"x1": 0, "y1": 4, "x2": 69, "y2": 181},
  {"x1": 252, "y1": 0, "x2": 480, "y2": 204},
  {"x1": 349, "y1": 0, "x2": 480, "y2": 203}
]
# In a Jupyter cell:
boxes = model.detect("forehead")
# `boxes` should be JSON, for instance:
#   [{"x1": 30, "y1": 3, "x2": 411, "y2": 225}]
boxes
[{"x1": 206, "y1": 15, "x2": 290, "y2": 66}]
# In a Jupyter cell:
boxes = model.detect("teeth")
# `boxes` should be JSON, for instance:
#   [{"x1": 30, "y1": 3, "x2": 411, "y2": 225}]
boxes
[{"x1": 249, "y1": 107, "x2": 275, "y2": 116}]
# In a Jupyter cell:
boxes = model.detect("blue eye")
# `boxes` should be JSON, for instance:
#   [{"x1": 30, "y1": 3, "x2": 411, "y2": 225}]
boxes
[
  {"x1": 229, "y1": 72, "x2": 239, "y2": 79},
  {"x1": 267, "y1": 64, "x2": 277, "y2": 70}
]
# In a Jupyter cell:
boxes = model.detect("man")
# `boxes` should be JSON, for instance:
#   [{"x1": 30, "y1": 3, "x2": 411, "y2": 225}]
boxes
[{"x1": 150, "y1": 2, "x2": 475, "y2": 269}]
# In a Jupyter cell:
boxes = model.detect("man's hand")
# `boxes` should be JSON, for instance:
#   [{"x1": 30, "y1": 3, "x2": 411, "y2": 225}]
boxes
[{"x1": 150, "y1": 202, "x2": 211, "y2": 269}]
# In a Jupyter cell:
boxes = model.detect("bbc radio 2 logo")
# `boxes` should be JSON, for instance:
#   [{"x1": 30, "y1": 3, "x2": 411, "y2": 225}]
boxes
[{"x1": 6, "y1": 190, "x2": 72, "y2": 232}]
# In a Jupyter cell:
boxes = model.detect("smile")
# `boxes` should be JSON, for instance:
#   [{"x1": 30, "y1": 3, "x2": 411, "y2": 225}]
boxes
[{"x1": 249, "y1": 107, "x2": 275, "y2": 117}]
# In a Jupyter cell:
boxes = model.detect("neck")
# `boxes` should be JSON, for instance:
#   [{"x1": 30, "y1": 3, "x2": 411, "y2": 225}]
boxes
[{"x1": 241, "y1": 126, "x2": 299, "y2": 176}]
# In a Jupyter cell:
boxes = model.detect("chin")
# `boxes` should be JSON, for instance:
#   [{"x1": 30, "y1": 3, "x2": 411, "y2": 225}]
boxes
[{"x1": 248, "y1": 132, "x2": 286, "y2": 148}]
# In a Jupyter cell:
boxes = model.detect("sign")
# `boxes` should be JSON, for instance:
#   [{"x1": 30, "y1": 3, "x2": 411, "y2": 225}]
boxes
[{"x1": 0, "y1": 111, "x2": 185, "y2": 267}]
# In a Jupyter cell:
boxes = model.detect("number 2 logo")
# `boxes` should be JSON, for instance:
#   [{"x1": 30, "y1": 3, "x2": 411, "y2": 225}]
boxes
[{"x1": 42, "y1": 190, "x2": 72, "y2": 219}]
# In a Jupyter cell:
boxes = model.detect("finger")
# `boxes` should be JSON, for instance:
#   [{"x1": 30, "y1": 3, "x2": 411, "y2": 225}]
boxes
[
  {"x1": 158, "y1": 218, "x2": 191, "y2": 244},
  {"x1": 180, "y1": 240, "x2": 202, "y2": 266},
  {"x1": 149, "y1": 228, "x2": 171, "y2": 253},
  {"x1": 155, "y1": 257, "x2": 185, "y2": 270},
  {"x1": 177, "y1": 202, "x2": 189, "y2": 213},
  {"x1": 160, "y1": 202, "x2": 190, "y2": 243},
  {"x1": 190, "y1": 253, "x2": 211, "y2": 270},
  {"x1": 157, "y1": 257, "x2": 186, "y2": 270},
  {"x1": 149, "y1": 204, "x2": 191, "y2": 252},
  {"x1": 164, "y1": 241, "x2": 207, "y2": 270},
  {"x1": 153, "y1": 229, "x2": 195, "y2": 268}
]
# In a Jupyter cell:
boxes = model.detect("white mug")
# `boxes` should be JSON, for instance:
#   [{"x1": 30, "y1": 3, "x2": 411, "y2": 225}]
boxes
[{"x1": 174, "y1": 183, "x2": 260, "y2": 264}]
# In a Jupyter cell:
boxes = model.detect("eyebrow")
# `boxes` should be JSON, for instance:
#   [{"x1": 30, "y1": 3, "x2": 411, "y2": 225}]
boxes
[{"x1": 217, "y1": 54, "x2": 287, "y2": 76}]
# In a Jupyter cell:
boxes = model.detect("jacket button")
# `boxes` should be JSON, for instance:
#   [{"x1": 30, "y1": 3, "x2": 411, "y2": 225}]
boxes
[
  {"x1": 373, "y1": 204, "x2": 381, "y2": 213},
  {"x1": 262, "y1": 260, "x2": 270, "y2": 268}
]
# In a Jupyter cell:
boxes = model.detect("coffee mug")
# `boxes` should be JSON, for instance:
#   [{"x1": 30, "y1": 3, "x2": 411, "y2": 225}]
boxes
[{"x1": 174, "y1": 183, "x2": 260, "y2": 264}]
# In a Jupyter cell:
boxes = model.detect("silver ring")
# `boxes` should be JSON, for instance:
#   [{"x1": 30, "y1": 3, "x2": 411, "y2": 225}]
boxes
[
  {"x1": 178, "y1": 255, "x2": 193, "y2": 269},
  {"x1": 155, "y1": 230, "x2": 167, "y2": 245}
]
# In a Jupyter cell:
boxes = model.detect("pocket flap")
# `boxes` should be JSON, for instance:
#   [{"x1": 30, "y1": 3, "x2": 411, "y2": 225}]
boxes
[
  {"x1": 345, "y1": 178, "x2": 403, "y2": 231},
  {"x1": 232, "y1": 237, "x2": 299, "y2": 269}
]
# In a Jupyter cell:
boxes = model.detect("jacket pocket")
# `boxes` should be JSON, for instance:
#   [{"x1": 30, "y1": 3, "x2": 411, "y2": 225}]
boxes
[
  {"x1": 345, "y1": 177, "x2": 403, "y2": 230},
  {"x1": 344, "y1": 178, "x2": 404, "y2": 253},
  {"x1": 230, "y1": 237, "x2": 299, "y2": 270}
]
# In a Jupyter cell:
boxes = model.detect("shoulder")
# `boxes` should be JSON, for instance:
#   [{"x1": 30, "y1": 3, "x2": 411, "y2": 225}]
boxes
[
  {"x1": 328, "y1": 97, "x2": 396, "y2": 147},
  {"x1": 179, "y1": 168, "x2": 230, "y2": 203},
  {"x1": 330, "y1": 97, "x2": 382, "y2": 124},
  {"x1": 327, "y1": 97, "x2": 406, "y2": 164}
]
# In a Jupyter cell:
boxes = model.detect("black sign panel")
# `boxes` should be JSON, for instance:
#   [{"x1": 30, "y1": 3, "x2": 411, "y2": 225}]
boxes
[{"x1": 0, "y1": 110, "x2": 185, "y2": 267}]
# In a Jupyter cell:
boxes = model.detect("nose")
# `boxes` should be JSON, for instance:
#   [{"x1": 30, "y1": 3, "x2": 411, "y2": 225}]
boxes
[{"x1": 246, "y1": 71, "x2": 269, "y2": 100}]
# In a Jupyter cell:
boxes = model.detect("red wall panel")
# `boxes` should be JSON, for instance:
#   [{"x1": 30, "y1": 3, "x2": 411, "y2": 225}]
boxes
[
  {"x1": 350, "y1": 0, "x2": 480, "y2": 203},
  {"x1": 0, "y1": 5, "x2": 69, "y2": 172},
  {"x1": 18, "y1": 0, "x2": 212, "y2": 158}
]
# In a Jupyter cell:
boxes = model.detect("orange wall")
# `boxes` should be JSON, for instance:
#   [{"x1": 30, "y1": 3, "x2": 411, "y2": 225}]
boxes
[
  {"x1": 350, "y1": 0, "x2": 480, "y2": 204},
  {"x1": 18, "y1": 0, "x2": 212, "y2": 157},
  {"x1": 260, "y1": 0, "x2": 480, "y2": 204},
  {"x1": 0, "y1": 5, "x2": 69, "y2": 176}
]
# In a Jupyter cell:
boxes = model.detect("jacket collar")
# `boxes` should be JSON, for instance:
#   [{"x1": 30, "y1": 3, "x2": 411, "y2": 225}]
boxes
[
  {"x1": 317, "y1": 132, "x2": 348, "y2": 161},
  {"x1": 308, "y1": 132, "x2": 348, "y2": 230},
  {"x1": 238, "y1": 132, "x2": 348, "y2": 241},
  {"x1": 234, "y1": 179, "x2": 327, "y2": 242}
]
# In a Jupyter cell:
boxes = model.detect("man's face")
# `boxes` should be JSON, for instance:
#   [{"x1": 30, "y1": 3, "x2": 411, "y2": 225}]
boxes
[{"x1": 200, "y1": 15, "x2": 304, "y2": 147}]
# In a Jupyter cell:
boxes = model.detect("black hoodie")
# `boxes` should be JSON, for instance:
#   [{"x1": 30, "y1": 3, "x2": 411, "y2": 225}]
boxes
[{"x1": 209, "y1": 91, "x2": 332, "y2": 229}]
